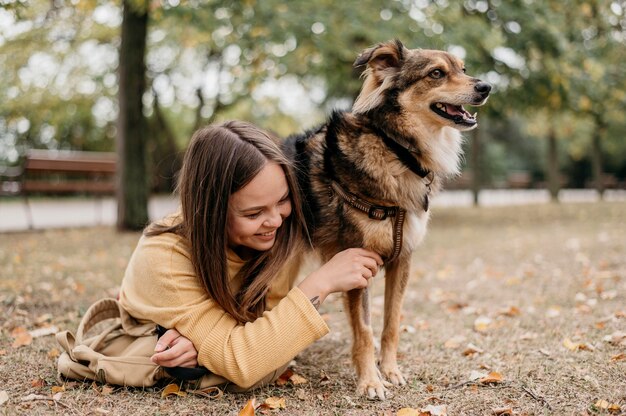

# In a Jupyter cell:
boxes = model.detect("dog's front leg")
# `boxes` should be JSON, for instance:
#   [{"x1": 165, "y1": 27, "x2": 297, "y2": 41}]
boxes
[
  {"x1": 379, "y1": 256, "x2": 410, "y2": 386},
  {"x1": 345, "y1": 288, "x2": 389, "y2": 400}
]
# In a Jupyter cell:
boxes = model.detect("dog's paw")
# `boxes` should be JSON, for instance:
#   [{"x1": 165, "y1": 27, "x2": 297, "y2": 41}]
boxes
[
  {"x1": 381, "y1": 365, "x2": 407, "y2": 386},
  {"x1": 357, "y1": 376, "x2": 390, "y2": 400}
]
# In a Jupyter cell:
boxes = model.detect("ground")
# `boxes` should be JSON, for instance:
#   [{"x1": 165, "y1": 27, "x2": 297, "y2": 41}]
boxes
[{"x1": 0, "y1": 202, "x2": 625, "y2": 415}]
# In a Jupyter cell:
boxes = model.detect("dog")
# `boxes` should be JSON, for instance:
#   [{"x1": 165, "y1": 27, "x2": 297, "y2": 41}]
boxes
[{"x1": 283, "y1": 40, "x2": 491, "y2": 400}]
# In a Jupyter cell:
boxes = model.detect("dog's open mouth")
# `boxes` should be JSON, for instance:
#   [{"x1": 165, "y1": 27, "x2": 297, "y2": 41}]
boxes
[{"x1": 430, "y1": 102, "x2": 477, "y2": 126}]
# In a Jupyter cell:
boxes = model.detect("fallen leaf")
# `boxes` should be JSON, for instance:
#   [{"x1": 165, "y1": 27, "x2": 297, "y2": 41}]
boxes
[
  {"x1": 479, "y1": 372, "x2": 504, "y2": 384},
  {"x1": 289, "y1": 373, "x2": 308, "y2": 385},
  {"x1": 11, "y1": 327, "x2": 32, "y2": 348},
  {"x1": 30, "y1": 378, "x2": 45, "y2": 388},
  {"x1": 160, "y1": 383, "x2": 186, "y2": 399},
  {"x1": 52, "y1": 392, "x2": 63, "y2": 401},
  {"x1": 469, "y1": 370, "x2": 488, "y2": 381},
  {"x1": 593, "y1": 399, "x2": 621, "y2": 413},
  {"x1": 187, "y1": 386, "x2": 223, "y2": 399},
  {"x1": 275, "y1": 368, "x2": 294, "y2": 386},
  {"x1": 474, "y1": 316, "x2": 492, "y2": 332},
  {"x1": 263, "y1": 396, "x2": 286, "y2": 409},
  {"x1": 35, "y1": 314, "x2": 53, "y2": 325},
  {"x1": 101, "y1": 385, "x2": 114, "y2": 395},
  {"x1": 239, "y1": 398, "x2": 257, "y2": 416},
  {"x1": 51, "y1": 385, "x2": 65, "y2": 394},
  {"x1": 499, "y1": 306, "x2": 521, "y2": 317},
  {"x1": 492, "y1": 407, "x2": 513, "y2": 415},
  {"x1": 563, "y1": 338, "x2": 594, "y2": 351},
  {"x1": 463, "y1": 343, "x2": 484, "y2": 356},
  {"x1": 444, "y1": 335, "x2": 465, "y2": 349},
  {"x1": 29, "y1": 326, "x2": 59, "y2": 338},
  {"x1": 603, "y1": 331, "x2": 626, "y2": 345},
  {"x1": 397, "y1": 408, "x2": 421, "y2": 416},
  {"x1": 400, "y1": 325, "x2": 417, "y2": 333},
  {"x1": 610, "y1": 353, "x2": 626, "y2": 362},
  {"x1": 421, "y1": 404, "x2": 448, "y2": 415},
  {"x1": 296, "y1": 389, "x2": 307, "y2": 400},
  {"x1": 47, "y1": 348, "x2": 60, "y2": 359},
  {"x1": 545, "y1": 306, "x2": 561, "y2": 318},
  {"x1": 0, "y1": 391, "x2": 8, "y2": 407}
]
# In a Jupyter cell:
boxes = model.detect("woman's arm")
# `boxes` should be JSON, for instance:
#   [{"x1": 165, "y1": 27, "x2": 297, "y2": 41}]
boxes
[{"x1": 120, "y1": 234, "x2": 381, "y2": 388}]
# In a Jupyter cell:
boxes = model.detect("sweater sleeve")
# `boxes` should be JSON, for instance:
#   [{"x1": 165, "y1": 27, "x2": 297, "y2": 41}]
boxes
[{"x1": 118, "y1": 233, "x2": 329, "y2": 389}]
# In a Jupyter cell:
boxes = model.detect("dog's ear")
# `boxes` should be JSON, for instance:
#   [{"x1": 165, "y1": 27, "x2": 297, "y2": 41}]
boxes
[{"x1": 354, "y1": 39, "x2": 404, "y2": 71}]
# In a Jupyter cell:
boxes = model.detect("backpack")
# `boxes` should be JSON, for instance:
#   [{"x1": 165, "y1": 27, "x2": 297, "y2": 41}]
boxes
[{"x1": 56, "y1": 298, "x2": 167, "y2": 387}]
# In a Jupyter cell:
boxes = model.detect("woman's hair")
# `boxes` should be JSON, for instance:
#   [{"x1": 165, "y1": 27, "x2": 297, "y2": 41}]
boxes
[{"x1": 146, "y1": 121, "x2": 307, "y2": 323}]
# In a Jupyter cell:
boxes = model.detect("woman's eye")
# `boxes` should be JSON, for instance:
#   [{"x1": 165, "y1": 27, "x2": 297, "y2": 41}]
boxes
[
  {"x1": 278, "y1": 196, "x2": 290, "y2": 205},
  {"x1": 246, "y1": 212, "x2": 261, "y2": 219},
  {"x1": 429, "y1": 69, "x2": 445, "y2": 79}
]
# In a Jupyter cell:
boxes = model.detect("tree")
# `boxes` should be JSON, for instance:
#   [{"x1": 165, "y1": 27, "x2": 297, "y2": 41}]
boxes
[{"x1": 116, "y1": 0, "x2": 149, "y2": 230}]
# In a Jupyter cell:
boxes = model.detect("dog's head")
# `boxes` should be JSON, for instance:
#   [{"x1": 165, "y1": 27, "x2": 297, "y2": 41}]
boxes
[{"x1": 352, "y1": 40, "x2": 491, "y2": 132}]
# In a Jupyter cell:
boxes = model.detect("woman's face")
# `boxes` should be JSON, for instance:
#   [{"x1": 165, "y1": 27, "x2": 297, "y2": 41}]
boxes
[{"x1": 227, "y1": 162, "x2": 292, "y2": 254}]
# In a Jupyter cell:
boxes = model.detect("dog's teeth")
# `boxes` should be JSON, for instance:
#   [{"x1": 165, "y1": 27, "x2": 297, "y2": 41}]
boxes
[{"x1": 436, "y1": 103, "x2": 445, "y2": 109}]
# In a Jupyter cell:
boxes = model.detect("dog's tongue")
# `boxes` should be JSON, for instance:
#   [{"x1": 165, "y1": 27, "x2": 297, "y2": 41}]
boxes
[
  {"x1": 445, "y1": 104, "x2": 467, "y2": 116},
  {"x1": 445, "y1": 104, "x2": 476, "y2": 123}
]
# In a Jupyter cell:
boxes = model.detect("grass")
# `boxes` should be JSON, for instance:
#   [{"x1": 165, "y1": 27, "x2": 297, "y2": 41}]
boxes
[{"x1": 1, "y1": 202, "x2": 625, "y2": 415}]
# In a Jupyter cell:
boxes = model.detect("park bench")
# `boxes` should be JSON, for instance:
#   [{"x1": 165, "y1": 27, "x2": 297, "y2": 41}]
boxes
[{"x1": 0, "y1": 149, "x2": 117, "y2": 229}]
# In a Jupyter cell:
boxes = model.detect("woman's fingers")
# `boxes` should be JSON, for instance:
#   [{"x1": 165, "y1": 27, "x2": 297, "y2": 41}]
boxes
[
  {"x1": 154, "y1": 328, "x2": 181, "y2": 353},
  {"x1": 151, "y1": 347, "x2": 197, "y2": 367}
]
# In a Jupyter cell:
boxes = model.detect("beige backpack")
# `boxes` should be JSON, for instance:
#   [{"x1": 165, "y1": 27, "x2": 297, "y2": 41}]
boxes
[{"x1": 56, "y1": 298, "x2": 167, "y2": 387}]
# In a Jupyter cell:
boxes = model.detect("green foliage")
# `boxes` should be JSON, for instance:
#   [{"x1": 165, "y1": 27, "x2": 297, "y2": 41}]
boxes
[{"x1": 1, "y1": 0, "x2": 626, "y2": 188}]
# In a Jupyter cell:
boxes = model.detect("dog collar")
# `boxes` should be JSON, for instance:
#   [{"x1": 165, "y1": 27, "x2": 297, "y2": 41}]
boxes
[{"x1": 329, "y1": 180, "x2": 406, "y2": 264}]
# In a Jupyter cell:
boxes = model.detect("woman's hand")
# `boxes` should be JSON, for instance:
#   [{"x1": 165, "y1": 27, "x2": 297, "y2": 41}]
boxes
[
  {"x1": 298, "y1": 248, "x2": 383, "y2": 308},
  {"x1": 151, "y1": 328, "x2": 198, "y2": 368}
]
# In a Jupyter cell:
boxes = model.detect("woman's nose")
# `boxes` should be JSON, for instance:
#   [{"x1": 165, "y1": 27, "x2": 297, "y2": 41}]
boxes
[{"x1": 264, "y1": 209, "x2": 283, "y2": 228}]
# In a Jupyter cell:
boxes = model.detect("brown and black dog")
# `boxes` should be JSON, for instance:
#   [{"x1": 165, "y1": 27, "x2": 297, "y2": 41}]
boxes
[{"x1": 284, "y1": 40, "x2": 491, "y2": 400}]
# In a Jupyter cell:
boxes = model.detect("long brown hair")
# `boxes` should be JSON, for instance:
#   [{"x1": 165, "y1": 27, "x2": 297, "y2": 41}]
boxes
[{"x1": 146, "y1": 121, "x2": 307, "y2": 323}]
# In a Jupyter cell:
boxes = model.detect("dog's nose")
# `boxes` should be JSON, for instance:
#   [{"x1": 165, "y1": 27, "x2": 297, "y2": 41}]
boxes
[{"x1": 474, "y1": 82, "x2": 492, "y2": 97}]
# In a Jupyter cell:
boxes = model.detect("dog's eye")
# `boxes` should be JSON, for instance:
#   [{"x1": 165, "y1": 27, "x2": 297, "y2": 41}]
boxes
[
  {"x1": 429, "y1": 69, "x2": 445, "y2": 79},
  {"x1": 462, "y1": 68, "x2": 467, "y2": 73}
]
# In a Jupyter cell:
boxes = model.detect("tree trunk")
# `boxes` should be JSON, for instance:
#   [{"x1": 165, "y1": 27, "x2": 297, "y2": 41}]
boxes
[
  {"x1": 547, "y1": 125, "x2": 559, "y2": 202},
  {"x1": 116, "y1": 1, "x2": 149, "y2": 230},
  {"x1": 590, "y1": 115, "x2": 605, "y2": 200},
  {"x1": 470, "y1": 127, "x2": 481, "y2": 206}
]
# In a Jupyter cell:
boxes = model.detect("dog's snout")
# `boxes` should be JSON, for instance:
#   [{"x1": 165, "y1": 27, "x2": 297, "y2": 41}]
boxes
[{"x1": 474, "y1": 82, "x2": 492, "y2": 97}]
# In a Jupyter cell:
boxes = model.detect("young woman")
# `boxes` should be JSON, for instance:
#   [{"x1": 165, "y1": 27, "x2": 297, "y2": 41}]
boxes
[{"x1": 118, "y1": 121, "x2": 382, "y2": 391}]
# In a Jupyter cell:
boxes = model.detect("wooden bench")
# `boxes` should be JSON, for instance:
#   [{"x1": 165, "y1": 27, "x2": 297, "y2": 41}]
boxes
[{"x1": 0, "y1": 149, "x2": 117, "y2": 229}]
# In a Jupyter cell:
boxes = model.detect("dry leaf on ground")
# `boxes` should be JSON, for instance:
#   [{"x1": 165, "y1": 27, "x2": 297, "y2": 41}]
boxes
[
  {"x1": 160, "y1": 383, "x2": 186, "y2": 399},
  {"x1": 397, "y1": 408, "x2": 421, "y2": 416},
  {"x1": 239, "y1": 398, "x2": 257, "y2": 416},
  {"x1": 51, "y1": 385, "x2": 65, "y2": 394},
  {"x1": 262, "y1": 396, "x2": 286, "y2": 409},
  {"x1": 474, "y1": 316, "x2": 493, "y2": 332},
  {"x1": 11, "y1": 327, "x2": 32, "y2": 348},
  {"x1": 289, "y1": 373, "x2": 308, "y2": 384},
  {"x1": 492, "y1": 407, "x2": 513, "y2": 415},
  {"x1": 275, "y1": 368, "x2": 294, "y2": 386},
  {"x1": 444, "y1": 335, "x2": 465, "y2": 349},
  {"x1": 563, "y1": 338, "x2": 594, "y2": 351},
  {"x1": 421, "y1": 404, "x2": 448, "y2": 415},
  {"x1": 593, "y1": 399, "x2": 621, "y2": 413},
  {"x1": 29, "y1": 325, "x2": 59, "y2": 338},
  {"x1": 610, "y1": 353, "x2": 626, "y2": 362},
  {"x1": 187, "y1": 386, "x2": 223, "y2": 399},
  {"x1": 463, "y1": 343, "x2": 484, "y2": 356}
]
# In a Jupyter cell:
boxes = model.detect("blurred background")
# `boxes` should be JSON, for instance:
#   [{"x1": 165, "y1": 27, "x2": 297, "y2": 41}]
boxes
[{"x1": 1, "y1": 0, "x2": 625, "y2": 230}]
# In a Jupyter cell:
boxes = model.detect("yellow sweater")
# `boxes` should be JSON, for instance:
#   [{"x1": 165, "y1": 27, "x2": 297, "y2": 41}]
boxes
[{"x1": 118, "y1": 229, "x2": 329, "y2": 389}]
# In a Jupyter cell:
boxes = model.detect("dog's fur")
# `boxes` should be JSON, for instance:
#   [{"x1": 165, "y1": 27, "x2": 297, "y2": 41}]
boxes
[{"x1": 283, "y1": 40, "x2": 491, "y2": 399}]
